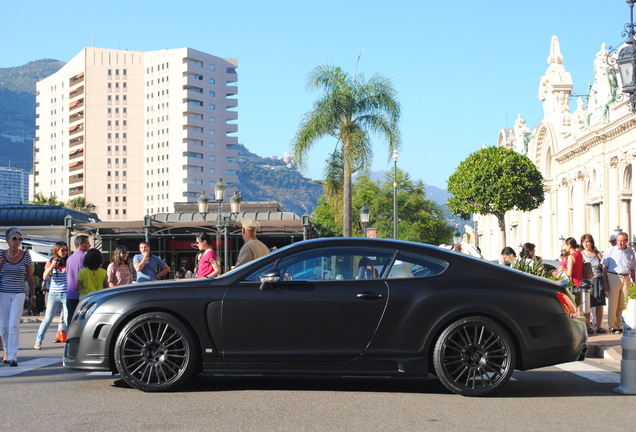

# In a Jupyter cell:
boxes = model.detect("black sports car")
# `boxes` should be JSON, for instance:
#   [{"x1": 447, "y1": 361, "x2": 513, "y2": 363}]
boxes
[{"x1": 64, "y1": 238, "x2": 587, "y2": 396}]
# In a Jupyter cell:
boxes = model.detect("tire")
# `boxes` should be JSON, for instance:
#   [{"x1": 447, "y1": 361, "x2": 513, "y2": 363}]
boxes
[
  {"x1": 433, "y1": 316, "x2": 515, "y2": 396},
  {"x1": 114, "y1": 312, "x2": 198, "y2": 392}
]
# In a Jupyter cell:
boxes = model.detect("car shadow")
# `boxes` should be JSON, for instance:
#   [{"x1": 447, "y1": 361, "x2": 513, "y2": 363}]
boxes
[{"x1": 110, "y1": 370, "x2": 620, "y2": 398}]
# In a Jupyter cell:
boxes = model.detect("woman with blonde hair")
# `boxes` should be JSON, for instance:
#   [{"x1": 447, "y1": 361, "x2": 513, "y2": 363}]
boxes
[{"x1": 107, "y1": 245, "x2": 134, "y2": 287}]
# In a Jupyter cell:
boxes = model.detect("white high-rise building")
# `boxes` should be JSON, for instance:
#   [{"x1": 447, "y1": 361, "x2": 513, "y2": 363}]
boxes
[
  {"x1": 0, "y1": 166, "x2": 30, "y2": 204},
  {"x1": 34, "y1": 47, "x2": 239, "y2": 221}
]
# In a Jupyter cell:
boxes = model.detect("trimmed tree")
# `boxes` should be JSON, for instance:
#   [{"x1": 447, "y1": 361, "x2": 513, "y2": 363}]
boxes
[{"x1": 447, "y1": 146, "x2": 545, "y2": 252}]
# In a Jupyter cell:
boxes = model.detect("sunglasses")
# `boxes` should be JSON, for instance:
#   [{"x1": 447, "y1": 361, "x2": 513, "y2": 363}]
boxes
[
  {"x1": 120, "y1": 251, "x2": 128, "y2": 254},
  {"x1": 10, "y1": 236, "x2": 23, "y2": 241}
]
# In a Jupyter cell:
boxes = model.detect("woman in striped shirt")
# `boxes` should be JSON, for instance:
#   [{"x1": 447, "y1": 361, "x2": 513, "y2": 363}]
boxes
[
  {"x1": 34, "y1": 241, "x2": 69, "y2": 350},
  {"x1": 107, "y1": 245, "x2": 134, "y2": 287},
  {"x1": 0, "y1": 227, "x2": 36, "y2": 366}
]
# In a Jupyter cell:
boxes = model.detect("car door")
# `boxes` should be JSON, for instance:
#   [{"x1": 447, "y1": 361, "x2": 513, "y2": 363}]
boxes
[{"x1": 220, "y1": 246, "x2": 393, "y2": 362}]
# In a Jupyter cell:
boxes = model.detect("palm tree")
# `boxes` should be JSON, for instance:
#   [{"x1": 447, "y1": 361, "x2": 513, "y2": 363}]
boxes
[
  {"x1": 66, "y1": 196, "x2": 96, "y2": 214},
  {"x1": 293, "y1": 64, "x2": 401, "y2": 236}
]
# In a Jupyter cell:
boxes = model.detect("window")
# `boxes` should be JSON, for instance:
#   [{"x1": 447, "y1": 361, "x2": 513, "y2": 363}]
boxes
[
  {"x1": 184, "y1": 152, "x2": 203, "y2": 159},
  {"x1": 209, "y1": 91, "x2": 215, "y2": 97},
  {"x1": 209, "y1": 104, "x2": 215, "y2": 110},
  {"x1": 209, "y1": 78, "x2": 215, "y2": 84},
  {"x1": 243, "y1": 247, "x2": 395, "y2": 282},
  {"x1": 386, "y1": 252, "x2": 448, "y2": 279},
  {"x1": 209, "y1": 64, "x2": 215, "y2": 71},
  {"x1": 209, "y1": 155, "x2": 215, "y2": 161},
  {"x1": 209, "y1": 129, "x2": 215, "y2": 135}
]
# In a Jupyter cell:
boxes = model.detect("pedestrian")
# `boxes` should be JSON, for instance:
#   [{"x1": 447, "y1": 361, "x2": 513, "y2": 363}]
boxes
[
  {"x1": 107, "y1": 245, "x2": 134, "y2": 287},
  {"x1": 580, "y1": 234, "x2": 607, "y2": 333},
  {"x1": 500, "y1": 247, "x2": 517, "y2": 266},
  {"x1": 565, "y1": 237, "x2": 594, "y2": 334},
  {"x1": 195, "y1": 233, "x2": 221, "y2": 278},
  {"x1": 75, "y1": 249, "x2": 108, "y2": 297},
  {"x1": 133, "y1": 242, "x2": 170, "y2": 282},
  {"x1": 602, "y1": 231, "x2": 636, "y2": 334},
  {"x1": 234, "y1": 218, "x2": 270, "y2": 268},
  {"x1": 34, "y1": 241, "x2": 69, "y2": 350},
  {"x1": 0, "y1": 227, "x2": 36, "y2": 366},
  {"x1": 66, "y1": 235, "x2": 91, "y2": 323}
]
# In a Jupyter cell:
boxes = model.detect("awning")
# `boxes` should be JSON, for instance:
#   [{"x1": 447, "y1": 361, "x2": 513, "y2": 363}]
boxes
[
  {"x1": 69, "y1": 161, "x2": 82, "y2": 168},
  {"x1": 69, "y1": 148, "x2": 84, "y2": 156},
  {"x1": 68, "y1": 124, "x2": 80, "y2": 132},
  {"x1": 69, "y1": 100, "x2": 79, "y2": 109}
]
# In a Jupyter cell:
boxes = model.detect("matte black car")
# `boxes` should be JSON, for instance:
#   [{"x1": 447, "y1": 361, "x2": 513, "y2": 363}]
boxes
[{"x1": 63, "y1": 238, "x2": 587, "y2": 396}]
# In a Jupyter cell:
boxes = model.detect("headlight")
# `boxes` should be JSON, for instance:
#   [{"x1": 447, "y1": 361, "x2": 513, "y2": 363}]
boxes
[{"x1": 78, "y1": 302, "x2": 98, "y2": 320}]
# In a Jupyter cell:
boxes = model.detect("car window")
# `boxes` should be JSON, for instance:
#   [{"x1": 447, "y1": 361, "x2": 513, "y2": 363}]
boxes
[
  {"x1": 387, "y1": 252, "x2": 448, "y2": 279},
  {"x1": 242, "y1": 246, "x2": 395, "y2": 282}
]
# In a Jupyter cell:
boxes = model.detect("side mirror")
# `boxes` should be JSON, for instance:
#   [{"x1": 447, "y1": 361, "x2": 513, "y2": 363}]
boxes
[{"x1": 259, "y1": 269, "x2": 281, "y2": 291}]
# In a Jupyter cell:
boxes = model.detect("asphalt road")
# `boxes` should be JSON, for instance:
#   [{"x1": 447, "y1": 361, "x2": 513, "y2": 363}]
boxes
[{"x1": 2, "y1": 322, "x2": 635, "y2": 431}]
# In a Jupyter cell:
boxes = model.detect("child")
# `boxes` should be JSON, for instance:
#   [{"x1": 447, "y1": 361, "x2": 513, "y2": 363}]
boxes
[{"x1": 75, "y1": 248, "x2": 108, "y2": 297}]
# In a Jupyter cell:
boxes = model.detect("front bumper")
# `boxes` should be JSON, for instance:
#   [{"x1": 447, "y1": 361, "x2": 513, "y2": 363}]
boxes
[{"x1": 63, "y1": 312, "x2": 121, "y2": 371}]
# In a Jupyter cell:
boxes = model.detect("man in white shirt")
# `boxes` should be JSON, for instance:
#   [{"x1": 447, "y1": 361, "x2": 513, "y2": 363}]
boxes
[{"x1": 602, "y1": 232, "x2": 636, "y2": 334}]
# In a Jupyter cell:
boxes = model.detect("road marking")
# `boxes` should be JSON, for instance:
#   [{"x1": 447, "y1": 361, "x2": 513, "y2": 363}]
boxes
[
  {"x1": 556, "y1": 361, "x2": 620, "y2": 383},
  {"x1": 0, "y1": 357, "x2": 61, "y2": 378}
]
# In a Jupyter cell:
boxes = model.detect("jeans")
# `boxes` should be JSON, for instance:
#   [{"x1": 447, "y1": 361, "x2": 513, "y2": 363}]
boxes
[
  {"x1": 0, "y1": 291, "x2": 26, "y2": 361},
  {"x1": 36, "y1": 291, "x2": 67, "y2": 345}
]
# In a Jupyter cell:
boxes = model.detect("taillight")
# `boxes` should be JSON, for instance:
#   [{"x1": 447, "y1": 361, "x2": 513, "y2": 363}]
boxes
[{"x1": 556, "y1": 292, "x2": 577, "y2": 318}]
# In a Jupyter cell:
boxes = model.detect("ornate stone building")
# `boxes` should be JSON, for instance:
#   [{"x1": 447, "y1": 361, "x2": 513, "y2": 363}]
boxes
[{"x1": 475, "y1": 36, "x2": 636, "y2": 261}]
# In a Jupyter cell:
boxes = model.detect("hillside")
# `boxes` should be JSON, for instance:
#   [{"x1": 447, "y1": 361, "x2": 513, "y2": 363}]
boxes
[
  {"x1": 0, "y1": 59, "x2": 65, "y2": 170},
  {"x1": 236, "y1": 145, "x2": 323, "y2": 216}
]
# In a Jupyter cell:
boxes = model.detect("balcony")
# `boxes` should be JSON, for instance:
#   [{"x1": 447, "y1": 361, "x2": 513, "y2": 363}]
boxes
[
  {"x1": 69, "y1": 173, "x2": 84, "y2": 184},
  {"x1": 69, "y1": 110, "x2": 84, "y2": 123},
  {"x1": 68, "y1": 123, "x2": 84, "y2": 135},
  {"x1": 69, "y1": 186, "x2": 84, "y2": 196},
  {"x1": 69, "y1": 136, "x2": 84, "y2": 148},
  {"x1": 69, "y1": 147, "x2": 84, "y2": 160},
  {"x1": 69, "y1": 72, "x2": 85, "y2": 87},
  {"x1": 69, "y1": 86, "x2": 84, "y2": 99},
  {"x1": 69, "y1": 160, "x2": 84, "y2": 172},
  {"x1": 69, "y1": 98, "x2": 84, "y2": 111}
]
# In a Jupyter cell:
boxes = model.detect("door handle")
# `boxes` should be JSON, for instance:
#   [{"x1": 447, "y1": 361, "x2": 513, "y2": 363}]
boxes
[{"x1": 356, "y1": 292, "x2": 384, "y2": 300}]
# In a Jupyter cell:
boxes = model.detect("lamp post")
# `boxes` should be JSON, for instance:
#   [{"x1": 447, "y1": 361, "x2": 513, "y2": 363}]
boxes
[
  {"x1": 392, "y1": 149, "x2": 398, "y2": 240},
  {"x1": 213, "y1": 179, "x2": 226, "y2": 264},
  {"x1": 615, "y1": 0, "x2": 636, "y2": 111},
  {"x1": 222, "y1": 191, "x2": 242, "y2": 272},
  {"x1": 453, "y1": 226, "x2": 462, "y2": 245},
  {"x1": 360, "y1": 204, "x2": 370, "y2": 237}
]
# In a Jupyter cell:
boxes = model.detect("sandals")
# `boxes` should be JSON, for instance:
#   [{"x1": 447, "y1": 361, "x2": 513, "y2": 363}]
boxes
[
  {"x1": 587, "y1": 328, "x2": 596, "y2": 335},
  {"x1": 596, "y1": 327, "x2": 608, "y2": 334}
]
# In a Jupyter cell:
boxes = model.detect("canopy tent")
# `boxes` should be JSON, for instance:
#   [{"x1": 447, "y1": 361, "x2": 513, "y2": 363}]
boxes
[{"x1": 29, "y1": 250, "x2": 51, "y2": 263}]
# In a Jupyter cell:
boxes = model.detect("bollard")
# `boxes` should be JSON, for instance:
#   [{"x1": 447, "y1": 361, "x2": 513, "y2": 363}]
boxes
[
  {"x1": 614, "y1": 299, "x2": 636, "y2": 395},
  {"x1": 579, "y1": 280, "x2": 592, "y2": 316}
]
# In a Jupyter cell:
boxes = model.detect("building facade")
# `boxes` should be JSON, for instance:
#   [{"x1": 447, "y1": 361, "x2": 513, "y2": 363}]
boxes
[
  {"x1": 475, "y1": 36, "x2": 636, "y2": 261},
  {"x1": 0, "y1": 166, "x2": 30, "y2": 204},
  {"x1": 34, "y1": 47, "x2": 239, "y2": 221}
]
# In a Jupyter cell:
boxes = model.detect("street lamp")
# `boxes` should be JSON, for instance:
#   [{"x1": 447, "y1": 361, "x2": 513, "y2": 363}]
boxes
[
  {"x1": 359, "y1": 204, "x2": 370, "y2": 237},
  {"x1": 213, "y1": 179, "x2": 226, "y2": 264},
  {"x1": 222, "y1": 191, "x2": 242, "y2": 272},
  {"x1": 392, "y1": 149, "x2": 398, "y2": 240},
  {"x1": 615, "y1": 0, "x2": 636, "y2": 110},
  {"x1": 197, "y1": 191, "x2": 209, "y2": 216},
  {"x1": 453, "y1": 226, "x2": 462, "y2": 245}
]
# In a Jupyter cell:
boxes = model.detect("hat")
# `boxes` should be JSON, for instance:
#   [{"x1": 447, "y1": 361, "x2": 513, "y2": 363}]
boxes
[
  {"x1": 5, "y1": 227, "x2": 21, "y2": 239},
  {"x1": 609, "y1": 234, "x2": 617, "y2": 241},
  {"x1": 240, "y1": 218, "x2": 260, "y2": 231}
]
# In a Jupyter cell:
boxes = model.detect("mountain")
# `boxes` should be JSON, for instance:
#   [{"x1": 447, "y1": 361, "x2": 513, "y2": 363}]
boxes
[
  {"x1": 0, "y1": 59, "x2": 65, "y2": 170},
  {"x1": 0, "y1": 59, "x2": 455, "y2": 219}
]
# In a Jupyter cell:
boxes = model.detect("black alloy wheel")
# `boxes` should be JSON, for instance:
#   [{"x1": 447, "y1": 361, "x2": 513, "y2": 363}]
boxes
[
  {"x1": 114, "y1": 312, "x2": 198, "y2": 392},
  {"x1": 433, "y1": 316, "x2": 515, "y2": 396}
]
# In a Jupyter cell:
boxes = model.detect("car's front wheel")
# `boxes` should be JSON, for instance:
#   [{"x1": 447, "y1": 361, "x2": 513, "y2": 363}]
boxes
[
  {"x1": 114, "y1": 312, "x2": 198, "y2": 392},
  {"x1": 433, "y1": 316, "x2": 515, "y2": 396}
]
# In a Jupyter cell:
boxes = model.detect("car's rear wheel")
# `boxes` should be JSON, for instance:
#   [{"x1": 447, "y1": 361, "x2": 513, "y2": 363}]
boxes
[
  {"x1": 114, "y1": 312, "x2": 197, "y2": 392},
  {"x1": 433, "y1": 316, "x2": 515, "y2": 396}
]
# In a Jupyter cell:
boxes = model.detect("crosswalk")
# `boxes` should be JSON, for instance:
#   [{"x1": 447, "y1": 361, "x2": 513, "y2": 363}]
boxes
[{"x1": 0, "y1": 359, "x2": 622, "y2": 384}]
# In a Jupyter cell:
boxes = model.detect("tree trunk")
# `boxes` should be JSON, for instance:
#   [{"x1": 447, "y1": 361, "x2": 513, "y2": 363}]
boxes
[
  {"x1": 342, "y1": 144, "x2": 352, "y2": 237},
  {"x1": 496, "y1": 213, "x2": 507, "y2": 263}
]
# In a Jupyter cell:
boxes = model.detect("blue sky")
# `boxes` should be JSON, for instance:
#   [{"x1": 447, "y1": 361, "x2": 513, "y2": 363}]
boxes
[{"x1": 0, "y1": 1, "x2": 631, "y2": 189}]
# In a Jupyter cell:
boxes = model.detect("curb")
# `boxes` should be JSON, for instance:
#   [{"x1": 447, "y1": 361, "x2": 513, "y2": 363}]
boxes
[{"x1": 588, "y1": 342, "x2": 622, "y2": 362}]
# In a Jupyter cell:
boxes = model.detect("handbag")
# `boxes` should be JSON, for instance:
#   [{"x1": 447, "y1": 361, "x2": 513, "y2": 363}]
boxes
[{"x1": 582, "y1": 261, "x2": 593, "y2": 280}]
